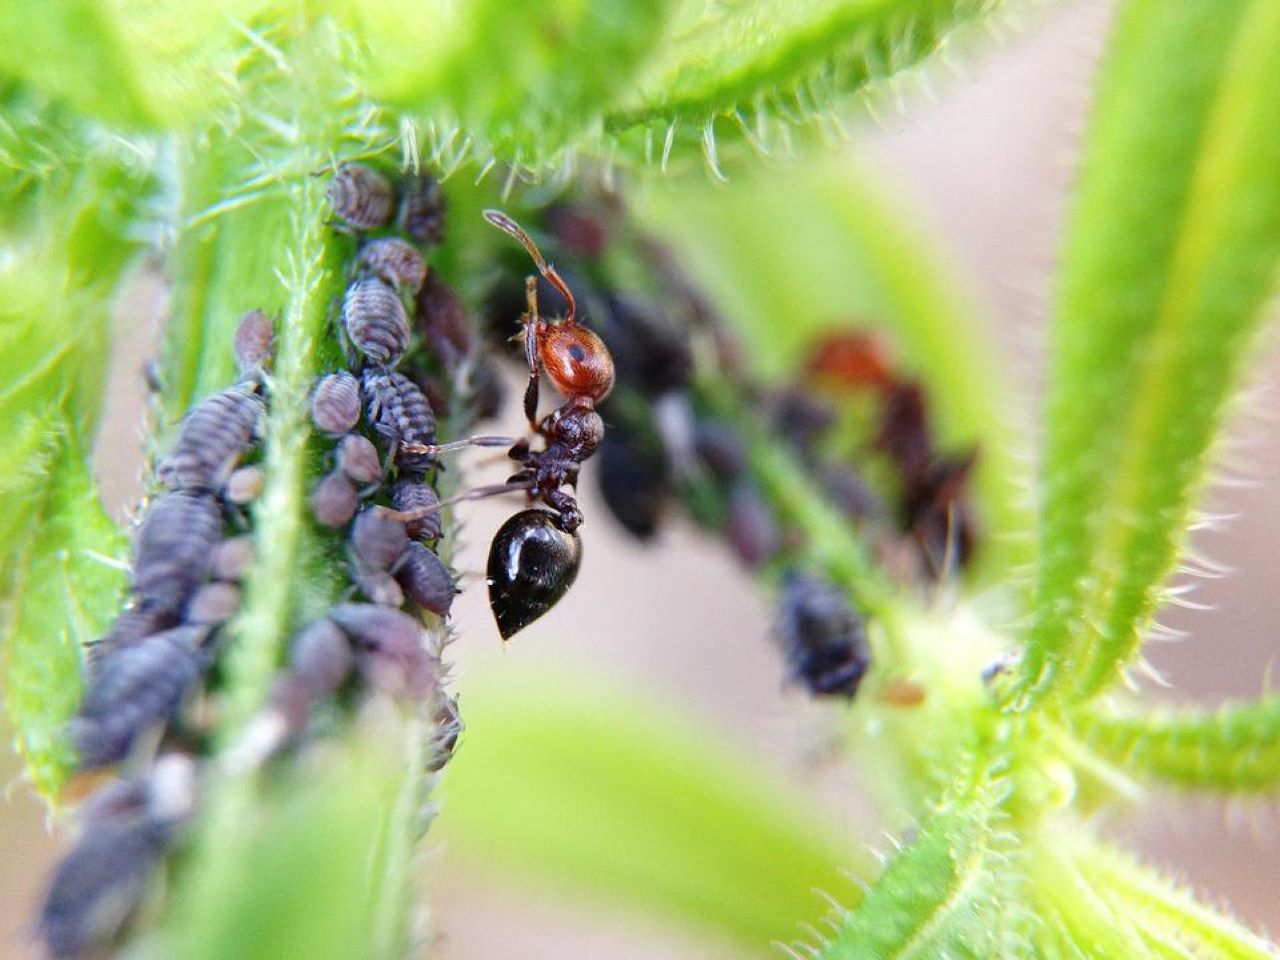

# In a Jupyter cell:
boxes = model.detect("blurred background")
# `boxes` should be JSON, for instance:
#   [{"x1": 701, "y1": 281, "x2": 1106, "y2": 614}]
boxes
[{"x1": 3, "y1": 1, "x2": 1277, "y2": 956}]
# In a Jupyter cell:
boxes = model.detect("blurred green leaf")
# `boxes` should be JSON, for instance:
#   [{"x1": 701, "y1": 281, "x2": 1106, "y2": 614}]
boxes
[
  {"x1": 435, "y1": 667, "x2": 868, "y2": 948},
  {"x1": 1014, "y1": 0, "x2": 1280, "y2": 708},
  {"x1": 635, "y1": 158, "x2": 1031, "y2": 586},
  {"x1": 1073, "y1": 696, "x2": 1280, "y2": 794}
]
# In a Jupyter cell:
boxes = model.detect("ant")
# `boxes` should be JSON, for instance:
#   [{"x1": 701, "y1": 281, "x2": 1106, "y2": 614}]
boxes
[{"x1": 394, "y1": 210, "x2": 615, "y2": 637}]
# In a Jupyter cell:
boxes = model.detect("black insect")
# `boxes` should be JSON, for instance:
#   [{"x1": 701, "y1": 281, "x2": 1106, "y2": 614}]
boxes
[
  {"x1": 329, "y1": 162, "x2": 394, "y2": 230},
  {"x1": 725, "y1": 483, "x2": 782, "y2": 570},
  {"x1": 132, "y1": 492, "x2": 223, "y2": 612},
  {"x1": 156, "y1": 386, "x2": 263, "y2": 493},
  {"x1": 310, "y1": 470, "x2": 358, "y2": 528},
  {"x1": 775, "y1": 571, "x2": 871, "y2": 699},
  {"x1": 414, "y1": 271, "x2": 472, "y2": 375},
  {"x1": 486, "y1": 510, "x2": 582, "y2": 640},
  {"x1": 356, "y1": 236, "x2": 427, "y2": 294},
  {"x1": 342, "y1": 276, "x2": 410, "y2": 366},
  {"x1": 596, "y1": 421, "x2": 670, "y2": 540},
  {"x1": 327, "y1": 603, "x2": 438, "y2": 698},
  {"x1": 233, "y1": 309, "x2": 275, "y2": 377},
  {"x1": 311, "y1": 371, "x2": 362, "y2": 436},
  {"x1": 70, "y1": 625, "x2": 212, "y2": 768},
  {"x1": 362, "y1": 368, "x2": 436, "y2": 473},
  {"x1": 397, "y1": 171, "x2": 446, "y2": 247},
  {"x1": 396, "y1": 541, "x2": 457, "y2": 618}
]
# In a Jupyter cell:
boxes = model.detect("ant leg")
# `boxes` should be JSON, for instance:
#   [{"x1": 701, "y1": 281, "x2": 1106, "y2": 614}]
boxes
[
  {"x1": 385, "y1": 481, "x2": 534, "y2": 525},
  {"x1": 522, "y1": 276, "x2": 542, "y2": 429},
  {"x1": 544, "y1": 489, "x2": 583, "y2": 533}
]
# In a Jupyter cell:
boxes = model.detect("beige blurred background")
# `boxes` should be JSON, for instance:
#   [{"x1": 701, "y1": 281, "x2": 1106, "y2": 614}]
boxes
[{"x1": 4, "y1": 2, "x2": 1278, "y2": 956}]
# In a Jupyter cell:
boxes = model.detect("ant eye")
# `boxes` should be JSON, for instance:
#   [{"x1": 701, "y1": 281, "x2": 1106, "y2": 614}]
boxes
[{"x1": 541, "y1": 326, "x2": 615, "y2": 402}]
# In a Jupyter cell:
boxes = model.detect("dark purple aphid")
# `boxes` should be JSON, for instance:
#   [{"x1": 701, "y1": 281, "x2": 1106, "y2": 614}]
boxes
[
  {"x1": 391, "y1": 479, "x2": 443, "y2": 540},
  {"x1": 775, "y1": 572, "x2": 870, "y2": 699},
  {"x1": 771, "y1": 388, "x2": 836, "y2": 463},
  {"x1": 225, "y1": 465, "x2": 265, "y2": 504},
  {"x1": 288, "y1": 618, "x2": 353, "y2": 697},
  {"x1": 329, "y1": 162, "x2": 394, "y2": 230},
  {"x1": 415, "y1": 272, "x2": 472, "y2": 374},
  {"x1": 210, "y1": 535, "x2": 254, "y2": 581},
  {"x1": 156, "y1": 387, "x2": 263, "y2": 493},
  {"x1": 327, "y1": 603, "x2": 437, "y2": 698},
  {"x1": 311, "y1": 371, "x2": 362, "y2": 436},
  {"x1": 233, "y1": 309, "x2": 275, "y2": 376},
  {"x1": 486, "y1": 509, "x2": 581, "y2": 640},
  {"x1": 725, "y1": 483, "x2": 782, "y2": 570},
  {"x1": 596, "y1": 293, "x2": 693, "y2": 397},
  {"x1": 350, "y1": 507, "x2": 408, "y2": 571},
  {"x1": 596, "y1": 425, "x2": 670, "y2": 540},
  {"x1": 693, "y1": 420, "x2": 748, "y2": 481},
  {"x1": 818, "y1": 464, "x2": 884, "y2": 525},
  {"x1": 356, "y1": 237, "x2": 427, "y2": 294},
  {"x1": 396, "y1": 542, "x2": 456, "y2": 618},
  {"x1": 37, "y1": 815, "x2": 168, "y2": 959},
  {"x1": 132, "y1": 492, "x2": 223, "y2": 611},
  {"x1": 310, "y1": 471, "x2": 358, "y2": 528},
  {"x1": 336, "y1": 433, "x2": 381, "y2": 484},
  {"x1": 84, "y1": 605, "x2": 178, "y2": 670},
  {"x1": 362, "y1": 369, "x2": 436, "y2": 471},
  {"x1": 342, "y1": 276, "x2": 410, "y2": 366},
  {"x1": 185, "y1": 581, "x2": 241, "y2": 625},
  {"x1": 397, "y1": 171, "x2": 446, "y2": 246},
  {"x1": 70, "y1": 625, "x2": 211, "y2": 768}
]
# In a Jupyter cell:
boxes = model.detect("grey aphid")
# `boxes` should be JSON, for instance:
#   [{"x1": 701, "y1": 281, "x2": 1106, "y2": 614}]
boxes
[
  {"x1": 342, "y1": 276, "x2": 410, "y2": 365},
  {"x1": 225, "y1": 465, "x2": 265, "y2": 504},
  {"x1": 336, "y1": 433, "x2": 382, "y2": 484},
  {"x1": 133, "y1": 492, "x2": 223, "y2": 611},
  {"x1": 289, "y1": 618, "x2": 353, "y2": 697},
  {"x1": 327, "y1": 603, "x2": 437, "y2": 698},
  {"x1": 157, "y1": 387, "x2": 264, "y2": 493},
  {"x1": 356, "y1": 237, "x2": 427, "y2": 294},
  {"x1": 329, "y1": 162, "x2": 394, "y2": 230},
  {"x1": 85, "y1": 605, "x2": 177, "y2": 671},
  {"x1": 426, "y1": 693, "x2": 462, "y2": 773},
  {"x1": 311, "y1": 371, "x2": 362, "y2": 436},
  {"x1": 355, "y1": 568, "x2": 405, "y2": 608},
  {"x1": 362, "y1": 369, "x2": 436, "y2": 471},
  {"x1": 71, "y1": 625, "x2": 211, "y2": 769},
  {"x1": 391, "y1": 479, "x2": 443, "y2": 540},
  {"x1": 310, "y1": 471, "x2": 358, "y2": 528},
  {"x1": 233, "y1": 309, "x2": 275, "y2": 376},
  {"x1": 210, "y1": 535, "x2": 254, "y2": 581},
  {"x1": 350, "y1": 507, "x2": 409, "y2": 571},
  {"x1": 185, "y1": 581, "x2": 242, "y2": 625},
  {"x1": 396, "y1": 542, "x2": 457, "y2": 618},
  {"x1": 397, "y1": 172, "x2": 446, "y2": 247}
]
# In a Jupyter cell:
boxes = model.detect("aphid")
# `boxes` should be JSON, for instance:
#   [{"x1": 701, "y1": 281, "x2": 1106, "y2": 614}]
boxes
[
  {"x1": 350, "y1": 507, "x2": 409, "y2": 571},
  {"x1": 397, "y1": 171, "x2": 446, "y2": 246},
  {"x1": 225, "y1": 465, "x2": 265, "y2": 504},
  {"x1": 596, "y1": 293, "x2": 692, "y2": 397},
  {"x1": 396, "y1": 541, "x2": 456, "y2": 618},
  {"x1": 311, "y1": 371, "x2": 362, "y2": 436},
  {"x1": 336, "y1": 433, "x2": 382, "y2": 484},
  {"x1": 210, "y1": 535, "x2": 254, "y2": 581},
  {"x1": 156, "y1": 386, "x2": 264, "y2": 493},
  {"x1": 391, "y1": 479, "x2": 443, "y2": 540},
  {"x1": 427, "y1": 693, "x2": 462, "y2": 772},
  {"x1": 132, "y1": 492, "x2": 223, "y2": 611},
  {"x1": 84, "y1": 605, "x2": 177, "y2": 670},
  {"x1": 342, "y1": 276, "x2": 411, "y2": 366},
  {"x1": 693, "y1": 420, "x2": 748, "y2": 481},
  {"x1": 71, "y1": 625, "x2": 211, "y2": 768},
  {"x1": 415, "y1": 272, "x2": 472, "y2": 374},
  {"x1": 817, "y1": 464, "x2": 884, "y2": 525},
  {"x1": 288, "y1": 618, "x2": 353, "y2": 697},
  {"x1": 185, "y1": 581, "x2": 241, "y2": 625},
  {"x1": 329, "y1": 162, "x2": 394, "y2": 230},
  {"x1": 362, "y1": 368, "x2": 436, "y2": 472},
  {"x1": 486, "y1": 509, "x2": 581, "y2": 640},
  {"x1": 233, "y1": 309, "x2": 275, "y2": 376},
  {"x1": 775, "y1": 571, "x2": 870, "y2": 699},
  {"x1": 355, "y1": 569, "x2": 405, "y2": 607},
  {"x1": 725, "y1": 483, "x2": 782, "y2": 570},
  {"x1": 310, "y1": 471, "x2": 358, "y2": 528},
  {"x1": 327, "y1": 603, "x2": 437, "y2": 698},
  {"x1": 596, "y1": 424, "x2": 670, "y2": 540},
  {"x1": 356, "y1": 237, "x2": 427, "y2": 294}
]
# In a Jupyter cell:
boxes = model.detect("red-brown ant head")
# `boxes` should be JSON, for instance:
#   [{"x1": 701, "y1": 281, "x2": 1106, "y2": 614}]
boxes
[{"x1": 540, "y1": 324, "x2": 614, "y2": 402}]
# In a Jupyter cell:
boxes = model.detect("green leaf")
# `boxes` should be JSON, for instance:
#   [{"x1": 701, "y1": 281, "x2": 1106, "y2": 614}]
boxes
[
  {"x1": 1, "y1": 441, "x2": 127, "y2": 798},
  {"x1": 434, "y1": 666, "x2": 869, "y2": 948},
  {"x1": 1072, "y1": 697, "x2": 1280, "y2": 794},
  {"x1": 0, "y1": 0, "x2": 276, "y2": 128},
  {"x1": 635, "y1": 158, "x2": 1032, "y2": 587},
  {"x1": 605, "y1": 0, "x2": 1004, "y2": 175},
  {"x1": 817, "y1": 758, "x2": 1013, "y2": 959},
  {"x1": 1013, "y1": 0, "x2": 1280, "y2": 708},
  {"x1": 354, "y1": 0, "x2": 677, "y2": 169}
]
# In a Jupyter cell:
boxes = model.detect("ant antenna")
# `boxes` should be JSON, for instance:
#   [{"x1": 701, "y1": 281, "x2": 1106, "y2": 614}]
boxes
[{"x1": 483, "y1": 209, "x2": 576, "y2": 325}]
